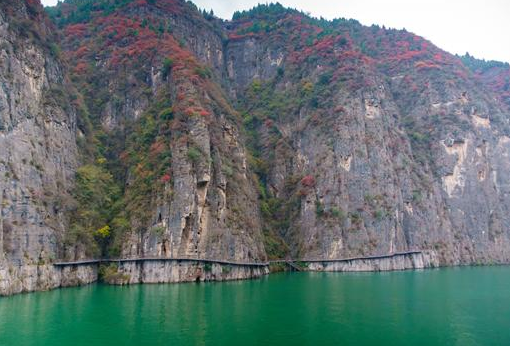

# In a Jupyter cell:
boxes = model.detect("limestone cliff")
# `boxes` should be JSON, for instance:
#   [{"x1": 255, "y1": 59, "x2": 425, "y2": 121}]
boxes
[
  {"x1": 50, "y1": 0, "x2": 266, "y2": 265},
  {"x1": 3, "y1": 0, "x2": 510, "y2": 295},
  {"x1": 224, "y1": 7, "x2": 510, "y2": 264},
  {"x1": 0, "y1": 0, "x2": 94, "y2": 295}
]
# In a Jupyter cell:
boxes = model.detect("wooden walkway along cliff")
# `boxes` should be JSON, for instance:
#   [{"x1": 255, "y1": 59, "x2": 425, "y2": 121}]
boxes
[
  {"x1": 53, "y1": 257, "x2": 269, "y2": 267},
  {"x1": 53, "y1": 251, "x2": 425, "y2": 268}
]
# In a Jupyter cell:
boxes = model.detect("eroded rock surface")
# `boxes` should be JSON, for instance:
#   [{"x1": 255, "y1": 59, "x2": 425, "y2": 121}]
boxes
[
  {"x1": 2, "y1": 1, "x2": 510, "y2": 295},
  {"x1": 0, "y1": 0, "x2": 83, "y2": 295}
]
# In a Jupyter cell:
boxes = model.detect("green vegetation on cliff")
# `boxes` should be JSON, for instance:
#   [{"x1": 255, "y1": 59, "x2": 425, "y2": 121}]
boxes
[{"x1": 43, "y1": 0, "x2": 510, "y2": 264}]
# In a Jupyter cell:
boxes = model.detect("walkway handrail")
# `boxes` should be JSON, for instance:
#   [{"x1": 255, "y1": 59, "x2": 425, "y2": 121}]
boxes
[
  {"x1": 291, "y1": 250, "x2": 424, "y2": 263},
  {"x1": 53, "y1": 257, "x2": 269, "y2": 267},
  {"x1": 53, "y1": 251, "x2": 426, "y2": 267}
]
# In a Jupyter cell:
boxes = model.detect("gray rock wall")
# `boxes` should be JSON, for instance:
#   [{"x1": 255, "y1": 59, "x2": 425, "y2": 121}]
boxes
[
  {"x1": 3, "y1": 1, "x2": 510, "y2": 296},
  {"x1": 307, "y1": 251, "x2": 440, "y2": 272},
  {"x1": 0, "y1": 263, "x2": 97, "y2": 296},
  {"x1": 224, "y1": 27, "x2": 510, "y2": 266},
  {"x1": 0, "y1": 1, "x2": 79, "y2": 295},
  {"x1": 113, "y1": 261, "x2": 269, "y2": 284}
]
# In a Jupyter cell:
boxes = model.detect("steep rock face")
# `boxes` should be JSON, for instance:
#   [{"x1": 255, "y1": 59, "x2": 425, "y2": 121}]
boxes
[
  {"x1": 0, "y1": 0, "x2": 81, "y2": 294},
  {"x1": 307, "y1": 251, "x2": 439, "y2": 272},
  {"x1": 223, "y1": 8, "x2": 510, "y2": 264},
  {"x1": 120, "y1": 62, "x2": 267, "y2": 263},
  {"x1": 2, "y1": 0, "x2": 510, "y2": 296},
  {"x1": 51, "y1": 1, "x2": 510, "y2": 267},
  {"x1": 51, "y1": 0, "x2": 266, "y2": 267},
  {"x1": 109, "y1": 261, "x2": 268, "y2": 285},
  {"x1": 51, "y1": 0, "x2": 226, "y2": 131}
]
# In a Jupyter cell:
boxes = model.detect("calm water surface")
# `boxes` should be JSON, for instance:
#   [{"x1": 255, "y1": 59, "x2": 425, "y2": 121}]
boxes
[{"x1": 0, "y1": 266, "x2": 509, "y2": 346}]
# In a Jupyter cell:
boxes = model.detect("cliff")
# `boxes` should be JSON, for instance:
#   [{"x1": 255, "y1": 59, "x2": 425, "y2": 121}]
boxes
[
  {"x1": 2, "y1": 0, "x2": 510, "y2": 295},
  {"x1": 223, "y1": 7, "x2": 510, "y2": 265},
  {"x1": 49, "y1": 0, "x2": 267, "y2": 265},
  {"x1": 0, "y1": 0, "x2": 93, "y2": 294}
]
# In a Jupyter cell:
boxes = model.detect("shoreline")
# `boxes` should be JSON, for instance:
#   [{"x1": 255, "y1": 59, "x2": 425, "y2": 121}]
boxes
[
  {"x1": 4, "y1": 255, "x2": 510, "y2": 298},
  {"x1": 0, "y1": 251, "x2": 439, "y2": 296}
]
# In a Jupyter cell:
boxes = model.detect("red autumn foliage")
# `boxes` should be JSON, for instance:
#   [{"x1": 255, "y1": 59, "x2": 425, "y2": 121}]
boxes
[
  {"x1": 471, "y1": 66, "x2": 510, "y2": 107},
  {"x1": 65, "y1": 23, "x2": 88, "y2": 38},
  {"x1": 228, "y1": 32, "x2": 257, "y2": 40},
  {"x1": 433, "y1": 53, "x2": 444, "y2": 62},
  {"x1": 160, "y1": 174, "x2": 171, "y2": 183},
  {"x1": 199, "y1": 109, "x2": 211, "y2": 117},
  {"x1": 184, "y1": 107, "x2": 196, "y2": 116},
  {"x1": 74, "y1": 62, "x2": 88, "y2": 74},
  {"x1": 301, "y1": 175, "x2": 316, "y2": 188},
  {"x1": 128, "y1": 0, "x2": 148, "y2": 8},
  {"x1": 74, "y1": 45, "x2": 89, "y2": 58},
  {"x1": 414, "y1": 61, "x2": 441, "y2": 70},
  {"x1": 153, "y1": 0, "x2": 181, "y2": 14}
]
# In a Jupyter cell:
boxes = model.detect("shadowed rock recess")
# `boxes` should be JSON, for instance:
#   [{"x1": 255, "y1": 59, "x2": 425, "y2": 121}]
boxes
[{"x1": 1, "y1": 0, "x2": 510, "y2": 295}]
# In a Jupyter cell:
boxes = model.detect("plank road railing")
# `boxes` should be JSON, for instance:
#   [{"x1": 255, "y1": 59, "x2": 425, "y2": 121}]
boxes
[
  {"x1": 53, "y1": 251, "x2": 425, "y2": 268},
  {"x1": 53, "y1": 257, "x2": 269, "y2": 267}
]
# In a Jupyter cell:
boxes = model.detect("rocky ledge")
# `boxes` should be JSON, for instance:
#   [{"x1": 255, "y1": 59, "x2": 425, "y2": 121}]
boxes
[
  {"x1": 307, "y1": 251, "x2": 440, "y2": 272},
  {"x1": 105, "y1": 261, "x2": 269, "y2": 285},
  {"x1": 0, "y1": 263, "x2": 97, "y2": 296}
]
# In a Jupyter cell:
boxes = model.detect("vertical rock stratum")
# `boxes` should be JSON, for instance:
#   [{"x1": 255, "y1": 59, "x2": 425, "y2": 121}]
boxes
[{"x1": 0, "y1": 0, "x2": 96, "y2": 294}]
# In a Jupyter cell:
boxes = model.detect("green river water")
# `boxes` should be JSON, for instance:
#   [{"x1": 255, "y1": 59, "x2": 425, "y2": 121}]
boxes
[{"x1": 0, "y1": 266, "x2": 509, "y2": 346}]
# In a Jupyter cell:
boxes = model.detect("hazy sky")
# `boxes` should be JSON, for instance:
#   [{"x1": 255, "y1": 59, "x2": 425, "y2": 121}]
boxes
[{"x1": 41, "y1": 0, "x2": 510, "y2": 63}]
